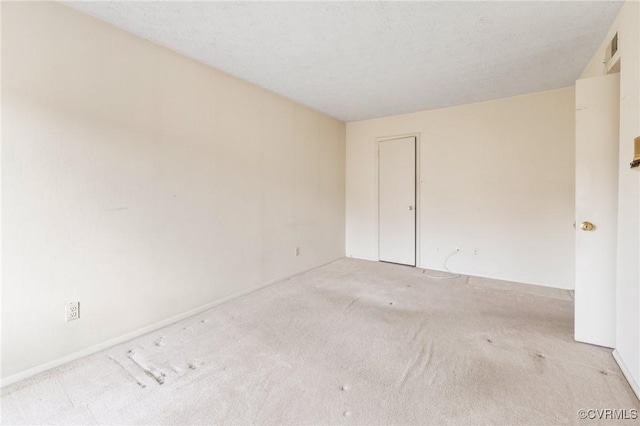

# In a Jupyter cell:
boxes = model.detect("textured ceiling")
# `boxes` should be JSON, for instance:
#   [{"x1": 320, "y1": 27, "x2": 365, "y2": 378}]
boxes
[{"x1": 64, "y1": 1, "x2": 622, "y2": 122}]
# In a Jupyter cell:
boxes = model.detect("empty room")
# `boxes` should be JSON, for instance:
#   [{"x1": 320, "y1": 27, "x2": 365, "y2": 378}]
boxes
[{"x1": 1, "y1": 0, "x2": 640, "y2": 424}]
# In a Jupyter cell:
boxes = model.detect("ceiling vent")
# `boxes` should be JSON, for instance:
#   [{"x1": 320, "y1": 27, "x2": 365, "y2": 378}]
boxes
[
  {"x1": 609, "y1": 33, "x2": 618, "y2": 58},
  {"x1": 605, "y1": 32, "x2": 620, "y2": 74}
]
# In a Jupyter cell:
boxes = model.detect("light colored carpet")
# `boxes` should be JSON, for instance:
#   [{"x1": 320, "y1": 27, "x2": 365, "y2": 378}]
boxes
[{"x1": 2, "y1": 258, "x2": 638, "y2": 425}]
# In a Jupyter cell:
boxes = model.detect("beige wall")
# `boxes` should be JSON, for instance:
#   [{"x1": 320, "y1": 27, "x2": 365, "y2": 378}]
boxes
[
  {"x1": 346, "y1": 87, "x2": 575, "y2": 289},
  {"x1": 1, "y1": 2, "x2": 345, "y2": 382},
  {"x1": 580, "y1": 0, "x2": 640, "y2": 398}
]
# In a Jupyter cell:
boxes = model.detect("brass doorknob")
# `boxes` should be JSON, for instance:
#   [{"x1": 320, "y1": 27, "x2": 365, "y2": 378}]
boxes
[{"x1": 580, "y1": 221, "x2": 595, "y2": 231}]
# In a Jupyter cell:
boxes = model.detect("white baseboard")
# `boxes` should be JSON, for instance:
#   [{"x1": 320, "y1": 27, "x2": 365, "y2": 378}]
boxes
[
  {"x1": 346, "y1": 254, "x2": 379, "y2": 262},
  {"x1": 1, "y1": 258, "x2": 342, "y2": 388},
  {"x1": 613, "y1": 349, "x2": 640, "y2": 401}
]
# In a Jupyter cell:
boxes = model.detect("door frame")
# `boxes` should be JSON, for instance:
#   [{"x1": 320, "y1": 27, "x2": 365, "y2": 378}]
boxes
[{"x1": 376, "y1": 133, "x2": 421, "y2": 266}]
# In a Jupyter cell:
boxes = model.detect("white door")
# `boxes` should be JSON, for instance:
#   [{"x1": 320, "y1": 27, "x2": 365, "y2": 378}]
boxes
[
  {"x1": 379, "y1": 137, "x2": 416, "y2": 266},
  {"x1": 575, "y1": 73, "x2": 620, "y2": 348}
]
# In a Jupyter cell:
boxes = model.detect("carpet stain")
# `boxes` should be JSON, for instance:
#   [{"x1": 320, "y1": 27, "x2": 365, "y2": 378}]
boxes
[{"x1": 127, "y1": 350, "x2": 165, "y2": 385}]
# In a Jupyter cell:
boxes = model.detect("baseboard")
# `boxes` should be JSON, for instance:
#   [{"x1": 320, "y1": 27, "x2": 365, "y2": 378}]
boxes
[
  {"x1": 346, "y1": 254, "x2": 379, "y2": 262},
  {"x1": 613, "y1": 349, "x2": 640, "y2": 401},
  {"x1": 0, "y1": 257, "x2": 342, "y2": 388},
  {"x1": 353, "y1": 257, "x2": 572, "y2": 295},
  {"x1": 416, "y1": 262, "x2": 573, "y2": 292}
]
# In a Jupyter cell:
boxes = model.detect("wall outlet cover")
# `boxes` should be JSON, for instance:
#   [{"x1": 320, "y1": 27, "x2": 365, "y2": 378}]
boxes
[{"x1": 66, "y1": 302, "x2": 80, "y2": 322}]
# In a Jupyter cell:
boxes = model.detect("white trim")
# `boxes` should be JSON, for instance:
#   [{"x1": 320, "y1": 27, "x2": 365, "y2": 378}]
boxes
[
  {"x1": 0, "y1": 258, "x2": 342, "y2": 388},
  {"x1": 415, "y1": 134, "x2": 421, "y2": 267},
  {"x1": 613, "y1": 349, "x2": 640, "y2": 401},
  {"x1": 347, "y1": 255, "x2": 378, "y2": 262}
]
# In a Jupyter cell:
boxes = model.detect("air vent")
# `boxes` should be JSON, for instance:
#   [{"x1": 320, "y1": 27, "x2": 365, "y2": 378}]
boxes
[
  {"x1": 610, "y1": 33, "x2": 618, "y2": 58},
  {"x1": 605, "y1": 32, "x2": 620, "y2": 75}
]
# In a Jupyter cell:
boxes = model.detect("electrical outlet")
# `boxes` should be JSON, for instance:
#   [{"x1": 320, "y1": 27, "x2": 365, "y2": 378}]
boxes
[
  {"x1": 65, "y1": 302, "x2": 80, "y2": 322},
  {"x1": 473, "y1": 249, "x2": 479, "y2": 255},
  {"x1": 295, "y1": 247, "x2": 300, "y2": 256}
]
